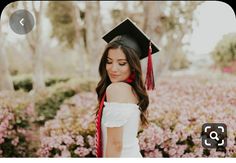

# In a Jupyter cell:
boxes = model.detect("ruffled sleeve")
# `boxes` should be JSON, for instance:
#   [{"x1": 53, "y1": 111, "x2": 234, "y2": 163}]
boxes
[{"x1": 102, "y1": 102, "x2": 139, "y2": 127}]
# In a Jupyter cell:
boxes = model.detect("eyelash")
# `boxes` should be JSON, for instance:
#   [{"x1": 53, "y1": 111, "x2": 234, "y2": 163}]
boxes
[
  {"x1": 106, "y1": 61, "x2": 126, "y2": 66},
  {"x1": 119, "y1": 63, "x2": 126, "y2": 66}
]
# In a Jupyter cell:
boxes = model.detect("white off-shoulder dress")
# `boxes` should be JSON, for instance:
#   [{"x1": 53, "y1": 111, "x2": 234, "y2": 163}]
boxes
[{"x1": 101, "y1": 102, "x2": 142, "y2": 157}]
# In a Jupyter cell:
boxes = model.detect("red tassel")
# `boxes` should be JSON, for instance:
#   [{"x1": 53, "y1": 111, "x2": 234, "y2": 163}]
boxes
[
  {"x1": 95, "y1": 93, "x2": 106, "y2": 157},
  {"x1": 145, "y1": 41, "x2": 155, "y2": 90}
]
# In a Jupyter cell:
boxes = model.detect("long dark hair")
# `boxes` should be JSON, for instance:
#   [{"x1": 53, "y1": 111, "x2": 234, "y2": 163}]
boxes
[{"x1": 96, "y1": 41, "x2": 149, "y2": 127}]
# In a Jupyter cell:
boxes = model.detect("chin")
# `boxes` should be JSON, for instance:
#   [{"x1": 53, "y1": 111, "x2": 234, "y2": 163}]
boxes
[
  {"x1": 110, "y1": 79, "x2": 119, "y2": 83},
  {"x1": 110, "y1": 78, "x2": 122, "y2": 83}
]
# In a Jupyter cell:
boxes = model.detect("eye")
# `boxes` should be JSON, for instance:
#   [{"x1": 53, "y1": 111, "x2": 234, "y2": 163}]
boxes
[
  {"x1": 119, "y1": 62, "x2": 126, "y2": 66},
  {"x1": 106, "y1": 60, "x2": 112, "y2": 64}
]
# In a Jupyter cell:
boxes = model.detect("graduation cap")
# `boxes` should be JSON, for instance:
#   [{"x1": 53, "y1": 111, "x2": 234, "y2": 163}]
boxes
[{"x1": 102, "y1": 18, "x2": 159, "y2": 90}]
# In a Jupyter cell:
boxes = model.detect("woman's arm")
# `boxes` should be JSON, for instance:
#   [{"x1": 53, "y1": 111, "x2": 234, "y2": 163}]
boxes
[
  {"x1": 105, "y1": 82, "x2": 137, "y2": 157},
  {"x1": 105, "y1": 127, "x2": 123, "y2": 157}
]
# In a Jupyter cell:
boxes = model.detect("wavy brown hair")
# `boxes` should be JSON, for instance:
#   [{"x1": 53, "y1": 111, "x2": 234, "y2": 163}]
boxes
[{"x1": 96, "y1": 41, "x2": 150, "y2": 127}]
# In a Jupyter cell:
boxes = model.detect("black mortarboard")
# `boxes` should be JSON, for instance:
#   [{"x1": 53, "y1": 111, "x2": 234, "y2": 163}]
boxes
[
  {"x1": 102, "y1": 18, "x2": 159, "y2": 59},
  {"x1": 102, "y1": 18, "x2": 160, "y2": 90}
]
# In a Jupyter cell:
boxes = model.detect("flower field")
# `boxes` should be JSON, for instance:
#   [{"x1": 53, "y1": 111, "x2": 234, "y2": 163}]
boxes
[{"x1": 1, "y1": 75, "x2": 236, "y2": 157}]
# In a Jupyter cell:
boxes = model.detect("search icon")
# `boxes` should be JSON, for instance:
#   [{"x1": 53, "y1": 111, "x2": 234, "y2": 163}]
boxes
[
  {"x1": 209, "y1": 131, "x2": 219, "y2": 141},
  {"x1": 202, "y1": 123, "x2": 227, "y2": 148}
]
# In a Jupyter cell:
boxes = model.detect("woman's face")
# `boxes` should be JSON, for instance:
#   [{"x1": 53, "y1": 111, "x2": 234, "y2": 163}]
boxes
[{"x1": 106, "y1": 48, "x2": 131, "y2": 83}]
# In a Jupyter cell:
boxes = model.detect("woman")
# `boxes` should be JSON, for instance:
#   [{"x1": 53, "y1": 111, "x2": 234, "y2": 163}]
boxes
[{"x1": 95, "y1": 18, "x2": 159, "y2": 157}]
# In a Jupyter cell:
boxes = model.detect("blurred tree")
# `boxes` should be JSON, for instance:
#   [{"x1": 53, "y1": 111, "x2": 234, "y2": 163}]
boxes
[
  {"x1": 85, "y1": 1, "x2": 104, "y2": 77},
  {"x1": 23, "y1": 1, "x2": 45, "y2": 94},
  {"x1": 47, "y1": 1, "x2": 88, "y2": 77},
  {"x1": 107, "y1": 1, "x2": 201, "y2": 78},
  {"x1": 111, "y1": 1, "x2": 129, "y2": 25},
  {"x1": 211, "y1": 32, "x2": 236, "y2": 74},
  {"x1": 0, "y1": 3, "x2": 18, "y2": 91},
  {"x1": 46, "y1": 1, "x2": 76, "y2": 49},
  {"x1": 71, "y1": 2, "x2": 89, "y2": 78},
  {"x1": 142, "y1": 1, "x2": 202, "y2": 77},
  {"x1": 0, "y1": 26, "x2": 14, "y2": 91},
  {"x1": 169, "y1": 48, "x2": 191, "y2": 70}
]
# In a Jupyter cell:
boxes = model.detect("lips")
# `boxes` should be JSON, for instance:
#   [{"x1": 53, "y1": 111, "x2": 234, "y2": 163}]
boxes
[{"x1": 110, "y1": 74, "x2": 119, "y2": 78}]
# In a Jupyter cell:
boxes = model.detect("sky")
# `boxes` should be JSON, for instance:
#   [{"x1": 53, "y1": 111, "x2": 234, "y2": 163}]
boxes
[
  {"x1": 189, "y1": 1, "x2": 236, "y2": 54},
  {"x1": 183, "y1": 1, "x2": 236, "y2": 68}
]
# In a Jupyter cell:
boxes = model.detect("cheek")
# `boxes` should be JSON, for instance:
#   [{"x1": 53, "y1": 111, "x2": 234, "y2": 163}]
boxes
[
  {"x1": 106, "y1": 64, "x2": 110, "y2": 71},
  {"x1": 122, "y1": 65, "x2": 131, "y2": 75}
]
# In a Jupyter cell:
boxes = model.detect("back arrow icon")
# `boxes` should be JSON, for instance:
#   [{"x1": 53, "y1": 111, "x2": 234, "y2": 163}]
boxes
[{"x1": 20, "y1": 18, "x2": 24, "y2": 26}]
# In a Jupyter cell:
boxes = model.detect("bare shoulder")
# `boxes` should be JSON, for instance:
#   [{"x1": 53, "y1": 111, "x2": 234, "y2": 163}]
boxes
[
  {"x1": 106, "y1": 82, "x2": 138, "y2": 103},
  {"x1": 106, "y1": 82, "x2": 131, "y2": 93},
  {"x1": 106, "y1": 82, "x2": 131, "y2": 97}
]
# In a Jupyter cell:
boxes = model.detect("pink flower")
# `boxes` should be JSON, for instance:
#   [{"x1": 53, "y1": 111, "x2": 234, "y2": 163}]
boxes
[
  {"x1": 11, "y1": 137, "x2": 19, "y2": 146},
  {"x1": 75, "y1": 135, "x2": 84, "y2": 146},
  {"x1": 61, "y1": 149, "x2": 71, "y2": 157},
  {"x1": 144, "y1": 149, "x2": 162, "y2": 157},
  {"x1": 169, "y1": 148, "x2": 177, "y2": 156},
  {"x1": 17, "y1": 128, "x2": 26, "y2": 135},
  {"x1": 0, "y1": 138, "x2": 4, "y2": 144},
  {"x1": 62, "y1": 134, "x2": 74, "y2": 146},
  {"x1": 74, "y1": 147, "x2": 90, "y2": 157},
  {"x1": 222, "y1": 67, "x2": 233, "y2": 73},
  {"x1": 87, "y1": 135, "x2": 95, "y2": 147}
]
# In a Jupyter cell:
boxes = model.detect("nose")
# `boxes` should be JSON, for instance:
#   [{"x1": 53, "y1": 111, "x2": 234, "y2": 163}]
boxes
[{"x1": 110, "y1": 63, "x2": 118, "y2": 72}]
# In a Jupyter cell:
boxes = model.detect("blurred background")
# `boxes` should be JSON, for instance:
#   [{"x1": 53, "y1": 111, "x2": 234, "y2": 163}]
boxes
[
  {"x1": 1, "y1": 1, "x2": 236, "y2": 93},
  {"x1": 0, "y1": 1, "x2": 236, "y2": 158}
]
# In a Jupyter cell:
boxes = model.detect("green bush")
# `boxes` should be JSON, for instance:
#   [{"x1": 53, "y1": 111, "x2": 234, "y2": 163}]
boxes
[
  {"x1": 13, "y1": 78, "x2": 32, "y2": 92},
  {"x1": 45, "y1": 78, "x2": 70, "y2": 87},
  {"x1": 34, "y1": 89, "x2": 76, "y2": 126},
  {"x1": 12, "y1": 76, "x2": 97, "y2": 126},
  {"x1": 211, "y1": 32, "x2": 236, "y2": 68},
  {"x1": 13, "y1": 77, "x2": 70, "y2": 92}
]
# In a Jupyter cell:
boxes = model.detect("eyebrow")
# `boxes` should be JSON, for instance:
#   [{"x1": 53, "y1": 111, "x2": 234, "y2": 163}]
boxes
[{"x1": 107, "y1": 57, "x2": 127, "y2": 61}]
